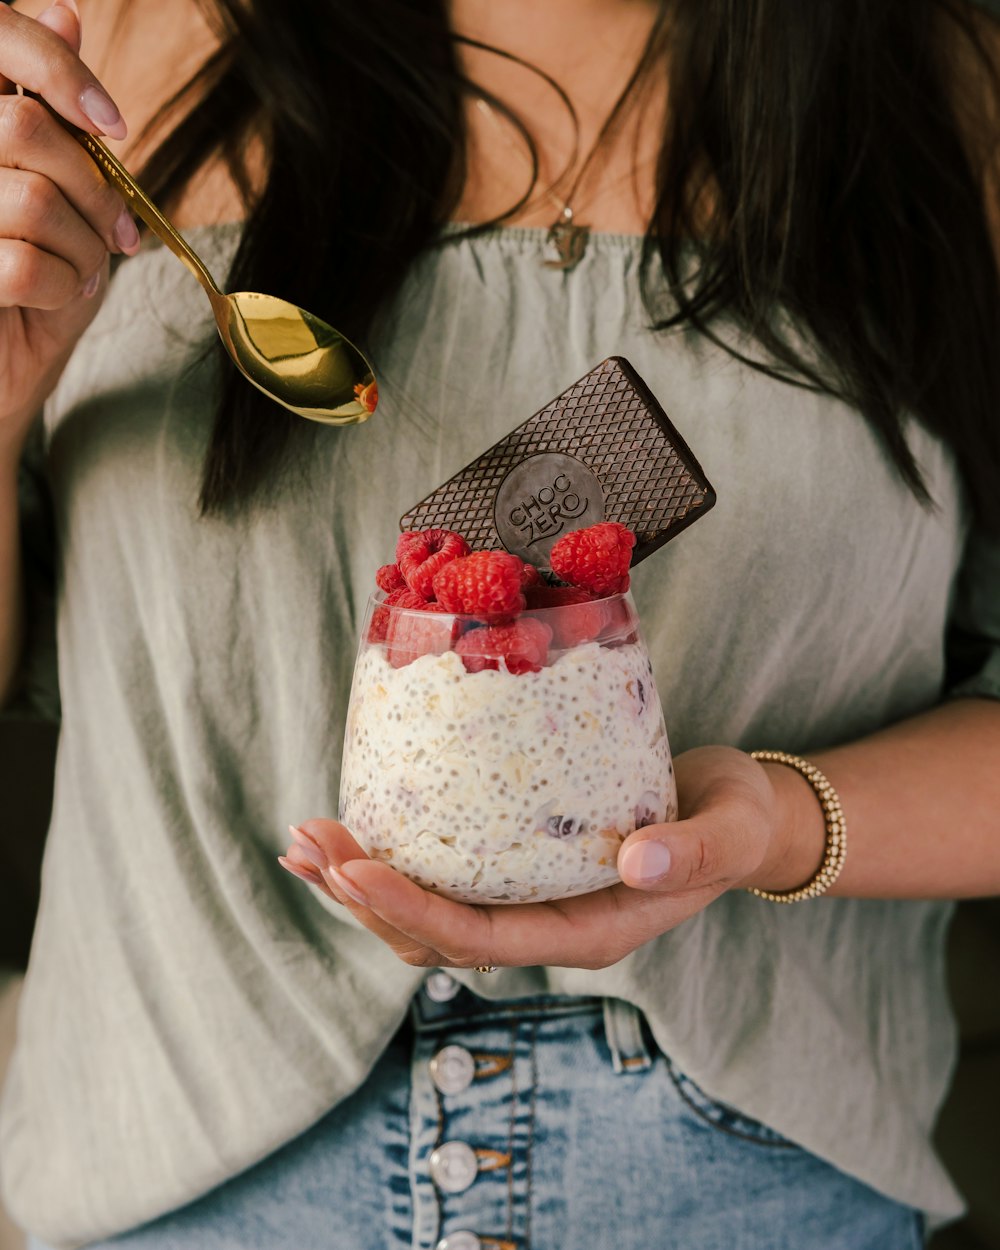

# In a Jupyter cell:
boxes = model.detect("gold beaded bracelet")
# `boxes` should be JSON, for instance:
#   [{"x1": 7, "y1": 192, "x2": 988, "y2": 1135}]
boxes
[{"x1": 746, "y1": 750, "x2": 847, "y2": 903}]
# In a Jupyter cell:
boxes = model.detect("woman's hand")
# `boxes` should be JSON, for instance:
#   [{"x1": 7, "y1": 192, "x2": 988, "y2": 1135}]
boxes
[
  {"x1": 0, "y1": 1, "x2": 138, "y2": 456},
  {"x1": 281, "y1": 746, "x2": 821, "y2": 970}
]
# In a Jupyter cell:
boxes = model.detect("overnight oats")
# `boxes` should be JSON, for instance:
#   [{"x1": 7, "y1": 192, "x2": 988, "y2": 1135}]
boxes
[{"x1": 339, "y1": 524, "x2": 677, "y2": 904}]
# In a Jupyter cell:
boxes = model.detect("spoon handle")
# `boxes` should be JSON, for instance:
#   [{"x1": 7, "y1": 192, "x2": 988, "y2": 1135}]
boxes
[{"x1": 74, "y1": 131, "x2": 223, "y2": 299}]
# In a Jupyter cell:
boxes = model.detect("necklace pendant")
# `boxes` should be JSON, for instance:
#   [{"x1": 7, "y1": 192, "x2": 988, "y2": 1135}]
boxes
[{"x1": 542, "y1": 210, "x2": 590, "y2": 271}]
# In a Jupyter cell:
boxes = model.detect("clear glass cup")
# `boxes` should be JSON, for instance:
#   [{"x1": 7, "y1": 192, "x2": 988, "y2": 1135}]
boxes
[{"x1": 339, "y1": 589, "x2": 677, "y2": 904}]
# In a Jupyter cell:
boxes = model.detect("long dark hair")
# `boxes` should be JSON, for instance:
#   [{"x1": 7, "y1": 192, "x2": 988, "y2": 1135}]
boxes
[{"x1": 138, "y1": 0, "x2": 1000, "y2": 530}]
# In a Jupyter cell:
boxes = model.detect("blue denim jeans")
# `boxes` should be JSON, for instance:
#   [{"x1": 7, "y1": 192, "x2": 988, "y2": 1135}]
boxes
[{"x1": 28, "y1": 983, "x2": 925, "y2": 1250}]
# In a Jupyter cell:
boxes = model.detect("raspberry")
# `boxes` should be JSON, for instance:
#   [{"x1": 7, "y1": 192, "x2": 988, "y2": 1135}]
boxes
[
  {"x1": 375, "y1": 563, "x2": 406, "y2": 593},
  {"x1": 549, "y1": 522, "x2": 636, "y2": 596},
  {"x1": 524, "y1": 584, "x2": 608, "y2": 648},
  {"x1": 389, "y1": 588, "x2": 429, "y2": 609},
  {"x1": 520, "y1": 562, "x2": 543, "y2": 589},
  {"x1": 368, "y1": 610, "x2": 390, "y2": 644},
  {"x1": 386, "y1": 601, "x2": 458, "y2": 669},
  {"x1": 368, "y1": 587, "x2": 428, "y2": 643},
  {"x1": 432, "y1": 551, "x2": 526, "y2": 618},
  {"x1": 353, "y1": 379, "x2": 378, "y2": 413},
  {"x1": 396, "y1": 529, "x2": 470, "y2": 600},
  {"x1": 455, "y1": 618, "x2": 552, "y2": 674},
  {"x1": 394, "y1": 531, "x2": 422, "y2": 558}
]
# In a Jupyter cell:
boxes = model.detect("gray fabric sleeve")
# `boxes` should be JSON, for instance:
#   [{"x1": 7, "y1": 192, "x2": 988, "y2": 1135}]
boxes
[
  {"x1": 2, "y1": 421, "x2": 60, "y2": 723},
  {"x1": 946, "y1": 526, "x2": 1000, "y2": 701}
]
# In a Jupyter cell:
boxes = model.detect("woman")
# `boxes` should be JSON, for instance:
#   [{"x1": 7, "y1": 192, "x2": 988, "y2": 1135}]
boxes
[{"x1": 1, "y1": 0, "x2": 998, "y2": 1246}]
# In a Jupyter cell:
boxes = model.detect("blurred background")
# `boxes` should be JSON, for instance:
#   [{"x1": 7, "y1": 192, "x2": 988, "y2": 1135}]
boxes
[{"x1": 0, "y1": 717, "x2": 998, "y2": 1249}]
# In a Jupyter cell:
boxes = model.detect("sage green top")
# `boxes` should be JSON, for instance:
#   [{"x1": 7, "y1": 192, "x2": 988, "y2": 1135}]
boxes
[{"x1": 2, "y1": 220, "x2": 996, "y2": 1247}]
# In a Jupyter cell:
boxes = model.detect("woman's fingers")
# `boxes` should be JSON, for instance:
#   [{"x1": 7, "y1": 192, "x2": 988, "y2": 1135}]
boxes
[
  {"x1": 331, "y1": 856, "x2": 495, "y2": 966},
  {"x1": 277, "y1": 854, "x2": 325, "y2": 888},
  {"x1": 330, "y1": 855, "x2": 688, "y2": 970},
  {"x1": 0, "y1": 2, "x2": 135, "y2": 318},
  {"x1": 285, "y1": 819, "x2": 687, "y2": 969},
  {"x1": 283, "y1": 819, "x2": 723, "y2": 971},
  {"x1": 285, "y1": 822, "x2": 445, "y2": 963},
  {"x1": 0, "y1": 95, "x2": 133, "y2": 255},
  {"x1": 0, "y1": 237, "x2": 84, "y2": 308},
  {"x1": 0, "y1": 169, "x2": 112, "y2": 283},
  {"x1": 0, "y1": 3, "x2": 126, "y2": 138}
]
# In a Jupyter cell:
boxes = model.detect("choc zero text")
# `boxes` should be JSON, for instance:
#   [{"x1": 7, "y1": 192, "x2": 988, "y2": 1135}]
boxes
[{"x1": 507, "y1": 474, "x2": 589, "y2": 547}]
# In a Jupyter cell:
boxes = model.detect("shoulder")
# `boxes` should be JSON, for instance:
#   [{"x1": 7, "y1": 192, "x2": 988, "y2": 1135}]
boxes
[{"x1": 13, "y1": 0, "x2": 242, "y2": 227}]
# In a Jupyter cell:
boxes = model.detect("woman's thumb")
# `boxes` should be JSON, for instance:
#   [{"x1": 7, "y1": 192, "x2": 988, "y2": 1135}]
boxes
[{"x1": 618, "y1": 819, "x2": 756, "y2": 894}]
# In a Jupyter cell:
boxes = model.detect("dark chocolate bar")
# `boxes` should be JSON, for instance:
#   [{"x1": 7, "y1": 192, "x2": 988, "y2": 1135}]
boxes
[{"x1": 399, "y1": 357, "x2": 715, "y2": 568}]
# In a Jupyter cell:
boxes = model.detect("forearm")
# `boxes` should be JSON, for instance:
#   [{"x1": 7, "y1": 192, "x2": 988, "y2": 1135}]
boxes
[
  {"x1": 752, "y1": 696, "x2": 1000, "y2": 899},
  {"x1": 0, "y1": 450, "x2": 26, "y2": 708}
]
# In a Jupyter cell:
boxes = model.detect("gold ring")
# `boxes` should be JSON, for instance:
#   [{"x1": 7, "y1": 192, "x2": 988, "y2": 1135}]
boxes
[{"x1": 474, "y1": 964, "x2": 498, "y2": 974}]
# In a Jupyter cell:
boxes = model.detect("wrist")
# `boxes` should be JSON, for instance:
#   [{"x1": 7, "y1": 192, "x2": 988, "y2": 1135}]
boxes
[{"x1": 741, "y1": 759, "x2": 828, "y2": 893}]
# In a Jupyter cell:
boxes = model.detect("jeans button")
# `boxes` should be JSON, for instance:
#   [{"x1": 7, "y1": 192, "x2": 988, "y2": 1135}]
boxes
[
  {"x1": 430, "y1": 1045, "x2": 476, "y2": 1095},
  {"x1": 435, "y1": 1233, "x2": 482, "y2": 1250},
  {"x1": 424, "y1": 971, "x2": 460, "y2": 1003},
  {"x1": 429, "y1": 1141, "x2": 479, "y2": 1193}
]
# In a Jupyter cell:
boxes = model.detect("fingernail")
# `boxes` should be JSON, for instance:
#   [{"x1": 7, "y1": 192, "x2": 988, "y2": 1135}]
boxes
[
  {"x1": 278, "y1": 856, "x2": 322, "y2": 887},
  {"x1": 54, "y1": 0, "x2": 81, "y2": 15},
  {"x1": 287, "y1": 825, "x2": 327, "y2": 871},
  {"x1": 82, "y1": 271, "x2": 100, "y2": 298},
  {"x1": 620, "y1": 840, "x2": 672, "y2": 885},
  {"x1": 79, "y1": 85, "x2": 127, "y2": 140},
  {"x1": 112, "y1": 208, "x2": 140, "y2": 253},
  {"x1": 327, "y1": 863, "x2": 369, "y2": 907}
]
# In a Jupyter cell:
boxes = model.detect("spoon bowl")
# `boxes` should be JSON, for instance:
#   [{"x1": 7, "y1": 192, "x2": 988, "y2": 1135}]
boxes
[
  {"x1": 76, "y1": 129, "x2": 378, "y2": 425},
  {"x1": 218, "y1": 290, "x2": 376, "y2": 424}
]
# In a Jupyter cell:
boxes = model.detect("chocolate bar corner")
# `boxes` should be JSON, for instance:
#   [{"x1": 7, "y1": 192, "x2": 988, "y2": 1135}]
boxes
[{"x1": 400, "y1": 357, "x2": 715, "y2": 568}]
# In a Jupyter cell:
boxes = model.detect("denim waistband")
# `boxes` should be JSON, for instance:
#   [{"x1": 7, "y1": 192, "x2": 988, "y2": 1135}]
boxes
[
  {"x1": 26, "y1": 974, "x2": 924, "y2": 1250},
  {"x1": 410, "y1": 975, "x2": 655, "y2": 1075},
  {"x1": 412, "y1": 981, "x2": 603, "y2": 1032}
]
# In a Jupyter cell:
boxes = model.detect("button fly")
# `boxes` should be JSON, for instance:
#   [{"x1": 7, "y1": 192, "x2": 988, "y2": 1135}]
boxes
[
  {"x1": 435, "y1": 1233, "x2": 482, "y2": 1250},
  {"x1": 429, "y1": 1140, "x2": 479, "y2": 1193},
  {"x1": 424, "y1": 971, "x2": 460, "y2": 1003},
  {"x1": 430, "y1": 1045, "x2": 476, "y2": 1095}
]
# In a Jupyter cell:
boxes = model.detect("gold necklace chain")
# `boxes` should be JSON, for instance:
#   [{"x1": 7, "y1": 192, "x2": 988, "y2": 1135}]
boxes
[
  {"x1": 475, "y1": 94, "x2": 633, "y2": 270},
  {"x1": 471, "y1": 18, "x2": 663, "y2": 270}
]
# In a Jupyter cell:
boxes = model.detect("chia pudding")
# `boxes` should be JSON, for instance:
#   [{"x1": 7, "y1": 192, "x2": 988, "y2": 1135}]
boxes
[{"x1": 339, "y1": 593, "x2": 677, "y2": 903}]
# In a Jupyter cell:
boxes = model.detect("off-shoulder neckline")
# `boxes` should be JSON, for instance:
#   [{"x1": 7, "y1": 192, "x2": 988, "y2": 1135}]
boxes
[{"x1": 139, "y1": 218, "x2": 648, "y2": 252}]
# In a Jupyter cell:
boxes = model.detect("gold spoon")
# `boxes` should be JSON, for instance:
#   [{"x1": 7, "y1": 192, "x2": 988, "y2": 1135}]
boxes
[{"x1": 75, "y1": 131, "x2": 378, "y2": 424}]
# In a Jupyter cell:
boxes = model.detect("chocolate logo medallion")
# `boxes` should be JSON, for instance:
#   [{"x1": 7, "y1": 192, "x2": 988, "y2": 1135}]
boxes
[{"x1": 494, "y1": 453, "x2": 605, "y2": 564}]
